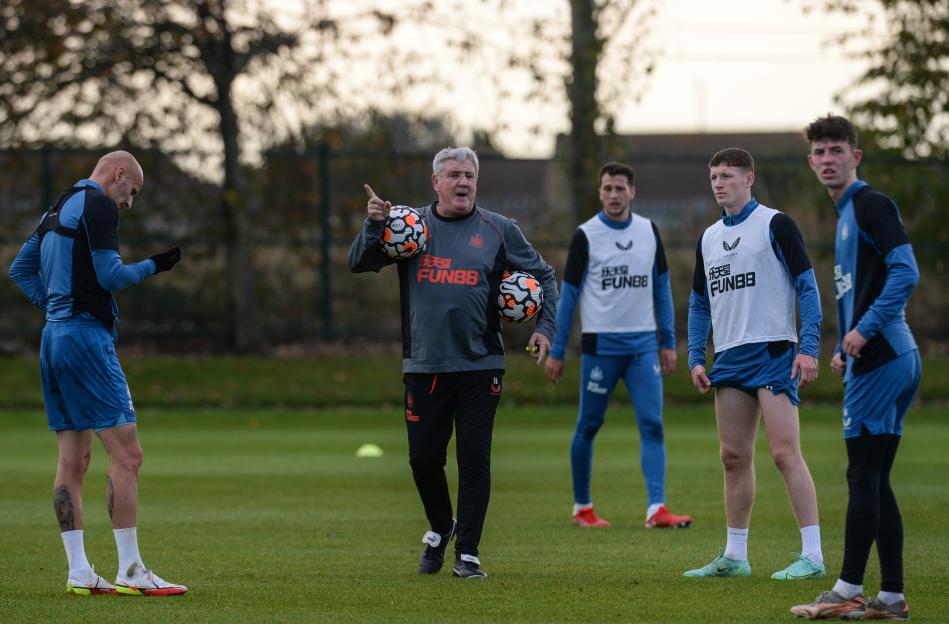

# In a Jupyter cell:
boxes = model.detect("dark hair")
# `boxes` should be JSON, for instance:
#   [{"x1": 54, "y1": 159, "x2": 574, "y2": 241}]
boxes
[
  {"x1": 598, "y1": 162, "x2": 635, "y2": 186},
  {"x1": 708, "y1": 147, "x2": 754, "y2": 172},
  {"x1": 804, "y1": 114, "x2": 858, "y2": 148}
]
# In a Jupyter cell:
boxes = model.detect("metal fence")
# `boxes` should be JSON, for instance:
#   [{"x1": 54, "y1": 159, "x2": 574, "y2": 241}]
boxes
[{"x1": 1, "y1": 146, "x2": 945, "y2": 353}]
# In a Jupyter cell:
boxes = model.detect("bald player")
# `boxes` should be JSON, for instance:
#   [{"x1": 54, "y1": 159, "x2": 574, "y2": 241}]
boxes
[{"x1": 9, "y1": 151, "x2": 187, "y2": 596}]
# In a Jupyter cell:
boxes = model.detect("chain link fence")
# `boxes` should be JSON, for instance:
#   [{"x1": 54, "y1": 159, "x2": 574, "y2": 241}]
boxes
[{"x1": 1, "y1": 146, "x2": 945, "y2": 353}]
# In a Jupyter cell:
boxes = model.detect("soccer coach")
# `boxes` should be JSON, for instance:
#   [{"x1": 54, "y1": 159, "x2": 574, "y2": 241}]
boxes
[{"x1": 348, "y1": 147, "x2": 558, "y2": 579}]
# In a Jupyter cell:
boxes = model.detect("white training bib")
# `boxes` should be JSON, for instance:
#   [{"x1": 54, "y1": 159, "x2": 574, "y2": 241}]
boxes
[
  {"x1": 578, "y1": 214, "x2": 658, "y2": 333},
  {"x1": 701, "y1": 205, "x2": 797, "y2": 352}
]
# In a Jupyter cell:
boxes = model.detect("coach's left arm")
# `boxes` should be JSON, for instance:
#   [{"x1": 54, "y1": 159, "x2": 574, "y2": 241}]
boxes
[{"x1": 503, "y1": 219, "x2": 559, "y2": 342}]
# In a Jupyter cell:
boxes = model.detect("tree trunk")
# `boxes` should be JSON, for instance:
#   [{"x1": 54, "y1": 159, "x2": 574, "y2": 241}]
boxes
[
  {"x1": 219, "y1": 94, "x2": 263, "y2": 352},
  {"x1": 568, "y1": 0, "x2": 601, "y2": 225}
]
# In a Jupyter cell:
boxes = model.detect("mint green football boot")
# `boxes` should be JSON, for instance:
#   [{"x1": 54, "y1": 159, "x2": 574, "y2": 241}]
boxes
[
  {"x1": 683, "y1": 553, "x2": 751, "y2": 577},
  {"x1": 770, "y1": 552, "x2": 826, "y2": 580}
]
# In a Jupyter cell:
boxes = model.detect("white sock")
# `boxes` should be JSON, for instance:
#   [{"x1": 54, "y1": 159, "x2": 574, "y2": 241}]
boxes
[
  {"x1": 833, "y1": 578, "x2": 864, "y2": 599},
  {"x1": 573, "y1": 502, "x2": 593, "y2": 514},
  {"x1": 724, "y1": 527, "x2": 749, "y2": 561},
  {"x1": 800, "y1": 525, "x2": 823, "y2": 564},
  {"x1": 877, "y1": 591, "x2": 905, "y2": 605},
  {"x1": 646, "y1": 503, "x2": 664, "y2": 520},
  {"x1": 114, "y1": 527, "x2": 143, "y2": 577},
  {"x1": 61, "y1": 530, "x2": 93, "y2": 578}
]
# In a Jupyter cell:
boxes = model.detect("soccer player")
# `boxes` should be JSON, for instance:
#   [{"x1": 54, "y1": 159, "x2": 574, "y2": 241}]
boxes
[
  {"x1": 8, "y1": 151, "x2": 187, "y2": 596},
  {"x1": 791, "y1": 116, "x2": 920, "y2": 620},
  {"x1": 683, "y1": 147, "x2": 825, "y2": 580},
  {"x1": 545, "y1": 162, "x2": 692, "y2": 530},
  {"x1": 348, "y1": 147, "x2": 559, "y2": 579}
]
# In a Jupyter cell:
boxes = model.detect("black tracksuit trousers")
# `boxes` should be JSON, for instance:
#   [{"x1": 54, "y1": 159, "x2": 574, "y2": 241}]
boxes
[
  {"x1": 403, "y1": 369, "x2": 503, "y2": 558},
  {"x1": 840, "y1": 432, "x2": 904, "y2": 592}
]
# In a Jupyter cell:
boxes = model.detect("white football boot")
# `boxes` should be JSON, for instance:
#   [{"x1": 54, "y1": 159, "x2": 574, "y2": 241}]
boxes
[
  {"x1": 115, "y1": 561, "x2": 188, "y2": 596},
  {"x1": 66, "y1": 566, "x2": 116, "y2": 595}
]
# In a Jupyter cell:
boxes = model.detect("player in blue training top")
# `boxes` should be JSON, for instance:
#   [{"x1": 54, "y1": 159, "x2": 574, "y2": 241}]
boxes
[
  {"x1": 684, "y1": 148, "x2": 826, "y2": 581},
  {"x1": 8, "y1": 151, "x2": 187, "y2": 596},
  {"x1": 545, "y1": 162, "x2": 692, "y2": 530},
  {"x1": 791, "y1": 116, "x2": 920, "y2": 621}
]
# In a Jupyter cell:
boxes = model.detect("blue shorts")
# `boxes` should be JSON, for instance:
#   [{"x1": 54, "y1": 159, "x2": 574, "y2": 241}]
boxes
[
  {"x1": 843, "y1": 349, "x2": 920, "y2": 439},
  {"x1": 708, "y1": 342, "x2": 800, "y2": 406},
  {"x1": 40, "y1": 319, "x2": 136, "y2": 432}
]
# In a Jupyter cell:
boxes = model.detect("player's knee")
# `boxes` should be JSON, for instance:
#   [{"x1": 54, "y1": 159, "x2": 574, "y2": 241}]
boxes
[
  {"x1": 638, "y1": 419, "x2": 664, "y2": 443},
  {"x1": 846, "y1": 464, "x2": 880, "y2": 490},
  {"x1": 769, "y1": 446, "x2": 802, "y2": 474},
  {"x1": 115, "y1": 446, "x2": 143, "y2": 475},
  {"x1": 575, "y1": 421, "x2": 602, "y2": 440},
  {"x1": 719, "y1": 447, "x2": 750, "y2": 472},
  {"x1": 59, "y1": 451, "x2": 91, "y2": 478}
]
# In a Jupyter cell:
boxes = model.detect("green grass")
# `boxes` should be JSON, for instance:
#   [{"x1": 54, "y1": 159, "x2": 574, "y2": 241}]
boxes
[
  {"x1": 1, "y1": 405, "x2": 947, "y2": 623},
  {"x1": 1, "y1": 354, "x2": 948, "y2": 408}
]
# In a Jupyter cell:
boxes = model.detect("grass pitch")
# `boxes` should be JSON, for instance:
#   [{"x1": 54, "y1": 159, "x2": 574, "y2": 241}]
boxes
[{"x1": 1, "y1": 404, "x2": 946, "y2": 623}]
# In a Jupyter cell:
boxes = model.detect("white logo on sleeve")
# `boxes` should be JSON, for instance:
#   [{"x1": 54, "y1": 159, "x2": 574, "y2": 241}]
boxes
[{"x1": 843, "y1": 408, "x2": 852, "y2": 430}]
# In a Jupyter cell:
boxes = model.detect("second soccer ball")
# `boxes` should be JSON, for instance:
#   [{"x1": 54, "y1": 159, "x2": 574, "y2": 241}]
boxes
[{"x1": 498, "y1": 271, "x2": 543, "y2": 323}]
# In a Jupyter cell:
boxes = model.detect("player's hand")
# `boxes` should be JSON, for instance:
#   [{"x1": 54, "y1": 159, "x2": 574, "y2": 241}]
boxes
[
  {"x1": 364, "y1": 184, "x2": 391, "y2": 222},
  {"x1": 545, "y1": 356, "x2": 564, "y2": 384},
  {"x1": 660, "y1": 348, "x2": 677, "y2": 376},
  {"x1": 526, "y1": 332, "x2": 550, "y2": 365},
  {"x1": 690, "y1": 365, "x2": 711, "y2": 394},
  {"x1": 791, "y1": 353, "x2": 819, "y2": 389},
  {"x1": 150, "y1": 246, "x2": 181, "y2": 273},
  {"x1": 830, "y1": 351, "x2": 845, "y2": 376},
  {"x1": 841, "y1": 328, "x2": 867, "y2": 358}
]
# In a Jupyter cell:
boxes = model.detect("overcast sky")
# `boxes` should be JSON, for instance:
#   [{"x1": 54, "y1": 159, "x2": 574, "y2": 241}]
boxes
[
  {"x1": 497, "y1": 0, "x2": 883, "y2": 156},
  {"x1": 270, "y1": 0, "x2": 884, "y2": 158},
  {"x1": 619, "y1": 0, "x2": 879, "y2": 133}
]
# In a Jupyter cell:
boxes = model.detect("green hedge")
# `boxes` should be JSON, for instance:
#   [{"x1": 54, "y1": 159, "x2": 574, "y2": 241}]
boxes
[{"x1": 1, "y1": 354, "x2": 946, "y2": 409}]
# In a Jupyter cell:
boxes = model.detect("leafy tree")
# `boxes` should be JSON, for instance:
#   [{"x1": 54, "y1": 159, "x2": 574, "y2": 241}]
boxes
[
  {"x1": 805, "y1": 0, "x2": 948, "y2": 158},
  {"x1": 0, "y1": 0, "x2": 406, "y2": 351},
  {"x1": 0, "y1": 0, "x2": 660, "y2": 351}
]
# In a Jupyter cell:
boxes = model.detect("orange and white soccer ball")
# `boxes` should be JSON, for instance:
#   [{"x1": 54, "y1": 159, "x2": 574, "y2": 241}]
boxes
[
  {"x1": 498, "y1": 271, "x2": 544, "y2": 323},
  {"x1": 380, "y1": 206, "x2": 428, "y2": 259}
]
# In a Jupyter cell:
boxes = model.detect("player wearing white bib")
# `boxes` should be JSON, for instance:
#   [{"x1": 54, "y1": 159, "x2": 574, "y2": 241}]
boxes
[
  {"x1": 546, "y1": 162, "x2": 692, "y2": 530},
  {"x1": 684, "y1": 148, "x2": 825, "y2": 581}
]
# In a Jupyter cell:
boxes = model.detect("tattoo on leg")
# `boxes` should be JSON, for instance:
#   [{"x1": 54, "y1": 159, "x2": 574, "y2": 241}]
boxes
[
  {"x1": 53, "y1": 485, "x2": 76, "y2": 531},
  {"x1": 107, "y1": 476, "x2": 115, "y2": 520}
]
